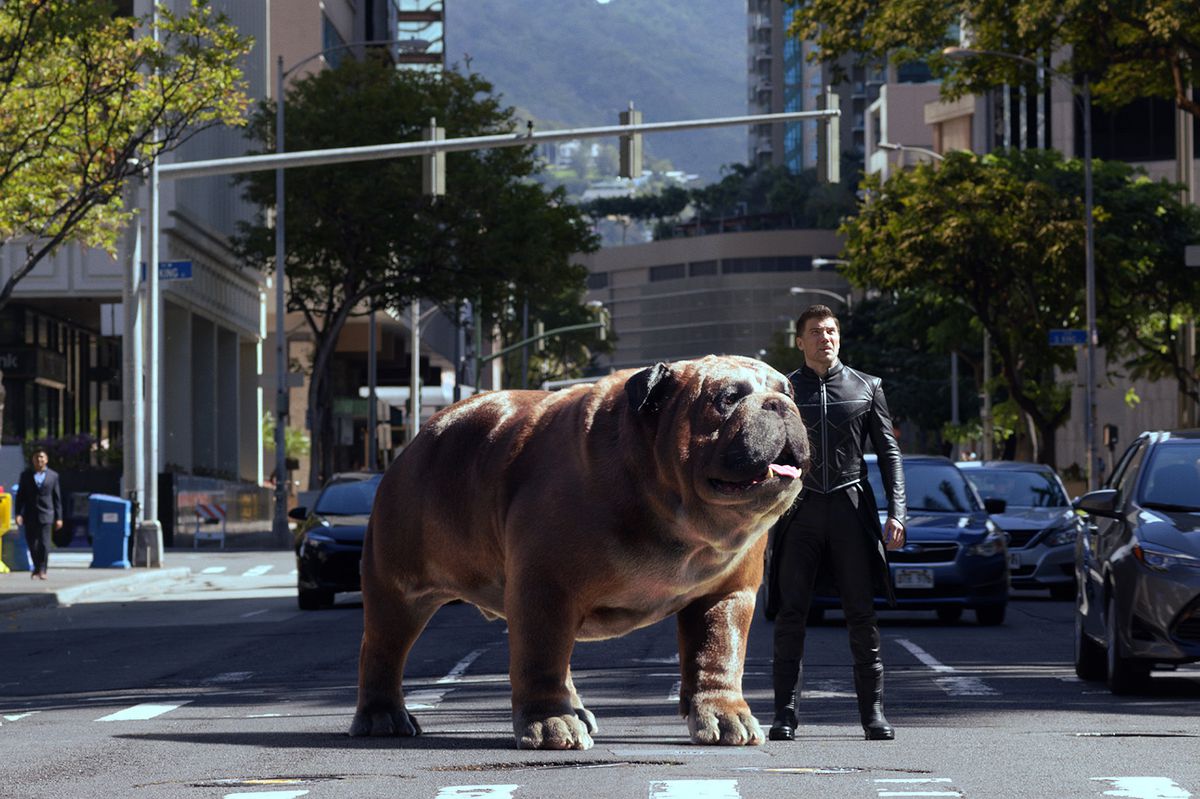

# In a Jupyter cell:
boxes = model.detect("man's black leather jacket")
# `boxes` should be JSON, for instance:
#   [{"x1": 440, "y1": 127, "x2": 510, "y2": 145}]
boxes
[{"x1": 789, "y1": 360, "x2": 906, "y2": 521}]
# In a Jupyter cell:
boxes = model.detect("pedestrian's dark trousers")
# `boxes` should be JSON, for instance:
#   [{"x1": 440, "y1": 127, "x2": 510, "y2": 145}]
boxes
[
  {"x1": 24, "y1": 523, "x2": 52, "y2": 574},
  {"x1": 773, "y1": 487, "x2": 882, "y2": 676}
]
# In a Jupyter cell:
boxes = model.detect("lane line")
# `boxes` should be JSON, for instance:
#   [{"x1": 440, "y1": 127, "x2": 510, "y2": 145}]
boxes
[
  {"x1": 877, "y1": 793, "x2": 961, "y2": 798},
  {"x1": 241, "y1": 565, "x2": 274, "y2": 577},
  {"x1": 206, "y1": 672, "x2": 254, "y2": 684},
  {"x1": 895, "y1": 639, "x2": 998, "y2": 696},
  {"x1": 406, "y1": 647, "x2": 490, "y2": 710},
  {"x1": 3, "y1": 712, "x2": 39, "y2": 721},
  {"x1": 224, "y1": 792, "x2": 309, "y2": 799},
  {"x1": 241, "y1": 609, "x2": 269, "y2": 618},
  {"x1": 876, "y1": 779, "x2": 955, "y2": 784},
  {"x1": 95, "y1": 702, "x2": 190, "y2": 722},
  {"x1": 434, "y1": 786, "x2": 520, "y2": 799},
  {"x1": 202, "y1": 566, "x2": 228, "y2": 574},
  {"x1": 649, "y1": 780, "x2": 740, "y2": 798},
  {"x1": 1092, "y1": 777, "x2": 1192, "y2": 798}
]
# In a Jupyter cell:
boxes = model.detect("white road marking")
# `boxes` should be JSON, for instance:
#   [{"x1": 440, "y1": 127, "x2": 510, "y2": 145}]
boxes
[
  {"x1": 241, "y1": 565, "x2": 274, "y2": 577},
  {"x1": 876, "y1": 779, "x2": 955, "y2": 784},
  {"x1": 224, "y1": 792, "x2": 309, "y2": 799},
  {"x1": 3, "y1": 712, "x2": 38, "y2": 721},
  {"x1": 95, "y1": 702, "x2": 189, "y2": 722},
  {"x1": 874, "y1": 781, "x2": 961, "y2": 798},
  {"x1": 877, "y1": 794, "x2": 962, "y2": 798},
  {"x1": 202, "y1": 566, "x2": 228, "y2": 574},
  {"x1": 649, "y1": 780, "x2": 740, "y2": 798},
  {"x1": 406, "y1": 647, "x2": 489, "y2": 710},
  {"x1": 1093, "y1": 777, "x2": 1192, "y2": 798},
  {"x1": 896, "y1": 639, "x2": 998, "y2": 695},
  {"x1": 206, "y1": 672, "x2": 254, "y2": 684},
  {"x1": 241, "y1": 609, "x2": 269, "y2": 618},
  {"x1": 434, "y1": 786, "x2": 520, "y2": 799},
  {"x1": 667, "y1": 680, "x2": 681, "y2": 702}
]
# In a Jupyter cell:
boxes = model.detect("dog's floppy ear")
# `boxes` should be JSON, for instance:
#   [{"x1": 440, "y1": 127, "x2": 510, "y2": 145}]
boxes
[{"x1": 625, "y1": 362, "x2": 673, "y2": 414}]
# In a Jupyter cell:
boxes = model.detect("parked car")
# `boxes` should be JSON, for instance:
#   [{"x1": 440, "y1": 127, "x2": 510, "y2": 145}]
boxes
[
  {"x1": 958, "y1": 460, "x2": 1085, "y2": 599},
  {"x1": 1072, "y1": 429, "x2": 1200, "y2": 694},
  {"x1": 806, "y1": 454, "x2": 1010, "y2": 626},
  {"x1": 291, "y1": 472, "x2": 382, "y2": 610}
]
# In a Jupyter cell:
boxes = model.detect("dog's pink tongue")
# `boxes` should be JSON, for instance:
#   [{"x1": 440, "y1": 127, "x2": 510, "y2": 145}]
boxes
[{"x1": 768, "y1": 463, "x2": 802, "y2": 479}]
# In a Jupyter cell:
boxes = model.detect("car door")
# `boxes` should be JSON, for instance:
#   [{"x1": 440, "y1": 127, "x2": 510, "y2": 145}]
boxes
[{"x1": 1079, "y1": 438, "x2": 1146, "y2": 635}]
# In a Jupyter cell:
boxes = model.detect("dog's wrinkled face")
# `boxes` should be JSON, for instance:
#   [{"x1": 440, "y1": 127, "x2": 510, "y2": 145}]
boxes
[{"x1": 625, "y1": 355, "x2": 809, "y2": 514}]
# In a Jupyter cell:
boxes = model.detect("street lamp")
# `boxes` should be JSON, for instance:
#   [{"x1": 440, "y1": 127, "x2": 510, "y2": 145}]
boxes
[
  {"x1": 272, "y1": 39, "x2": 410, "y2": 545},
  {"x1": 811, "y1": 257, "x2": 850, "y2": 269},
  {"x1": 944, "y1": 46, "x2": 1099, "y2": 489},
  {"x1": 790, "y1": 285, "x2": 852, "y2": 310},
  {"x1": 878, "y1": 140, "x2": 945, "y2": 163}
]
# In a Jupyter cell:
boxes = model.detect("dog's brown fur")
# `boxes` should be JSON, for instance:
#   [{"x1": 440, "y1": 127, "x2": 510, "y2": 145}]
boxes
[{"x1": 350, "y1": 355, "x2": 808, "y2": 749}]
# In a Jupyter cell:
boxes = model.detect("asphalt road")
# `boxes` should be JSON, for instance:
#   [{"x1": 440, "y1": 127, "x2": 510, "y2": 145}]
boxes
[{"x1": 2, "y1": 552, "x2": 1198, "y2": 799}]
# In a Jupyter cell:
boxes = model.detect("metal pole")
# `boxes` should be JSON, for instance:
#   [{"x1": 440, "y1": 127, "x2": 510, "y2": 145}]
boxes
[
  {"x1": 521, "y1": 299, "x2": 529, "y2": 389},
  {"x1": 1083, "y1": 76, "x2": 1099, "y2": 490},
  {"x1": 124, "y1": 194, "x2": 145, "y2": 526},
  {"x1": 1177, "y1": 85, "x2": 1197, "y2": 428},
  {"x1": 144, "y1": 5, "x2": 160, "y2": 528},
  {"x1": 368, "y1": 301, "x2": 377, "y2": 471},
  {"x1": 982, "y1": 328, "x2": 993, "y2": 461},
  {"x1": 409, "y1": 299, "x2": 420, "y2": 444},
  {"x1": 271, "y1": 54, "x2": 289, "y2": 545}
]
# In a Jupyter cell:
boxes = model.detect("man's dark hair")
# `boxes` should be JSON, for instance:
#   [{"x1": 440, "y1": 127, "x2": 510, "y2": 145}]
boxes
[
  {"x1": 31, "y1": 447, "x2": 48, "y2": 458},
  {"x1": 795, "y1": 304, "x2": 839, "y2": 335}
]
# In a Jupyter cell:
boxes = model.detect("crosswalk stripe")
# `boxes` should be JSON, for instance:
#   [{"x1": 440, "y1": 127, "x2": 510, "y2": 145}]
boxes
[
  {"x1": 1092, "y1": 777, "x2": 1192, "y2": 798},
  {"x1": 95, "y1": 702, "x2": 189, "y2": 722},
  {"x1": 896, "y1": 639, "x2": 998, "y2": 695},
  {"x1": 667, "y1": 680, "x2": 681, "y2": 702},
  {"x1": 241, "y1": 565, "x2": 274, "y2": 577},
  {"x1": 649, "y1": 780, "x2": 740, "y2": 798},
  {"x1": 224, "y1": 792, "x2": 308, "y2": 799},
  {"x1": 202, "y1": 566, "x2": 228, "y2": 574}
]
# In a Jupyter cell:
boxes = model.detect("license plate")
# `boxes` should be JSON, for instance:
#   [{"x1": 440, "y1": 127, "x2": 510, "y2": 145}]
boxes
[
  {"x1": 893, "y1": 567, "x2": 934, "y2": 589},
  {"x1": 1008, "y1": 552, "x2": 1021, "y2": 570}
]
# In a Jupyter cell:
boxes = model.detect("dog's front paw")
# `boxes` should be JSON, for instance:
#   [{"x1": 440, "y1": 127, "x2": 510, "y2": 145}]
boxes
[
  {"x1": 687, "y1": 696, "x2": 764, "y2": 746},
  {"x1": 349, "y1": 704, "x2": 421, "y2": 737},
  {"x1": 515, "y1": 712, "x2": 594, "y2": 750}
]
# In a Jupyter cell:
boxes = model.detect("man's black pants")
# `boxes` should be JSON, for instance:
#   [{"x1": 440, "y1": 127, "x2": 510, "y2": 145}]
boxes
[
  {"x1": 772, "y1": 487, "x2": 882, "y2": 669},
  {"x1": 24, "y1": 523, "x2": 52, "y2": 574}
]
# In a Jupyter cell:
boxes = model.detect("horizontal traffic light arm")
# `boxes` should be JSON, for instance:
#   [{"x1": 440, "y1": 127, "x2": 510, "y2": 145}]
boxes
[{"x1": 479, "y1": 321, "x2": 607, "y2": 366}]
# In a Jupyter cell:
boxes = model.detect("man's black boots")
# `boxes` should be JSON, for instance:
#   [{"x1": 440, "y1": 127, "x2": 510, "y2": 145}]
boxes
[
  {"x1": 853, "y1": 662, "x2": 894, "y2": 740},
  {"x1": 768, "y1": 661, "x2": 800, "y2": 741}
]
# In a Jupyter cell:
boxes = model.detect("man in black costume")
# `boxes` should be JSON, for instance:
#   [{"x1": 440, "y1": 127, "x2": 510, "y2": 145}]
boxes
[{"x1": 766, "y1": 304, "x2": 906, "y2": 742}]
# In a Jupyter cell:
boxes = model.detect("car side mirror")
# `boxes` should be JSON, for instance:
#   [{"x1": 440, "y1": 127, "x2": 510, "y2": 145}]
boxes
[
  {"x1": 983, "y1": 497, "x2": 1006, "y2": 515},
  {"x1": 1073, "y1": 489, "x2": 1118, "y2": 518},
  {"x1": 288, "y1": 506, "x2": 308, "y2": 521}
]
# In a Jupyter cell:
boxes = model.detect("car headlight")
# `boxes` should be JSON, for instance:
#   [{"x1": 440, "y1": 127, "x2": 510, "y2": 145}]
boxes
[
  {"x1": 1133, "y1": 544, "x2": 1200, "y2": 571},
  {"x1": 304, "y1": 532, "x2": 335, "y2": 546},
  {"x1": 969, "y1": 531, "x2": 1006, "y2": 557},
  {"x1": 1044, "y1": 522, "x2": 1080, "y2": 547}
]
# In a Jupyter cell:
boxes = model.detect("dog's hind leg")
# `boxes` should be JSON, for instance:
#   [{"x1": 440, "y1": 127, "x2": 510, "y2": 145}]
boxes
[{"x1": 349, "y1": 586, "x2": 442, "y2": 737}]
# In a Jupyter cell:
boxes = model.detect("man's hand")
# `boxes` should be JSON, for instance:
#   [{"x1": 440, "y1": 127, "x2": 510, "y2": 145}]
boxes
[
  {"x1": 54, "y1": 520, "x2": 63, "y2": 530},
  {"x1": 883, "y1": 518, "x2": 905, "y2": 550},
  {"x1": 15, "y1": 515, "x2": 23, "y2": 527}
]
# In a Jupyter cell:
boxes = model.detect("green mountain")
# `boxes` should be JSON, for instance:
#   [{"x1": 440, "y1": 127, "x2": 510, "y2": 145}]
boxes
[{"x1": 445, "y1": 0, "x2": 747, "y2": 182}]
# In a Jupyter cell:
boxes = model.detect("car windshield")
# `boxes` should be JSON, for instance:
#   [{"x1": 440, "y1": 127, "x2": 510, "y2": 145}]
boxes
[
  {"x1": 314, "y1": 476, "x2": 381, "y2": 516},
  {"x1": 865, "y1": 460, "x2": 980, "y2": 513},
  {"x1": 1139, "y1": 443, "x2": 1200, "y2": 511},
  {"x1": 963, "y1": 469, "x2": 1068, "y2": 508}
]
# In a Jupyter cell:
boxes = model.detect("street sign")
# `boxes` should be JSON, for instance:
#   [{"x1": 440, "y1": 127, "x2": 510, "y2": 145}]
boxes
[
  {"x1": 139, "y1": 260, "x2": 193, "y2": 281},
  {"x1": 1049, "y1": 329, "x2": 1087, "y2": 346}
]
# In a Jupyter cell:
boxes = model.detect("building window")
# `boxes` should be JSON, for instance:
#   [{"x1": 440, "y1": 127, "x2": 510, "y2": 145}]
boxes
[
  {"x1": 689, "y1": 261, "x2": 718, "y2": 277},
  {"x1": 586, "y1": 272, "x2": 609, "y2": 290},
  {"x1": 722, "y1": 256, "x2": 813, "y2": 274},
  {"x1": 322, "y1": 13, "x2": 347, "y2": 68},
  {"x1": 649, "y1": 263, "x2": 686, "y2": 282}
]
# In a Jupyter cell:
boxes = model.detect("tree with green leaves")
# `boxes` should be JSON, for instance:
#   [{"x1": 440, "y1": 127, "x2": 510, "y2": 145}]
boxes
[
  {"x1": 0, "y1": 0, "x2": 251, "y2": 309},
  {"x1": 234, "y1": 56, "x2": 598, "y2": 486},
  {"x1": 790, "y1": 0, "x2": 1200, "y2": 118},
  {"x1": 840, "y1": 148, "x2": 1200, "y2": 467}
]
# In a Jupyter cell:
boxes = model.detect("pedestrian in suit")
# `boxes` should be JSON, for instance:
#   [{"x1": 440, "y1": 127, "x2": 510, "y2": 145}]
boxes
[{"x1": 15, "y1": 448, "x2": 62, "y2": 580}]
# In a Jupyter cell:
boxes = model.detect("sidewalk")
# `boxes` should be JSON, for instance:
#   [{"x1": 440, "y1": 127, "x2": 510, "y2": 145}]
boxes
[{"x1": 0, "y1": 520, "x2": 291, "y2": 613}]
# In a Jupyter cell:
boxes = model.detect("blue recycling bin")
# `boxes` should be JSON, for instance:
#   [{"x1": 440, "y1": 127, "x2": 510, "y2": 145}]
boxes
[
  {"x1": 1, "y1": 527, "x2": 32, "y2": 572},
  {"x1": 88, "y1": 494, "x2": 131, "y2": 569}
]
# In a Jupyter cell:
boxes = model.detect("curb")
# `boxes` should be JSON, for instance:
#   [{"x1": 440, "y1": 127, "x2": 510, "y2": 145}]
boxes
[{"x1": 0, "y1": 567, "x2": 192, "y2": 612}]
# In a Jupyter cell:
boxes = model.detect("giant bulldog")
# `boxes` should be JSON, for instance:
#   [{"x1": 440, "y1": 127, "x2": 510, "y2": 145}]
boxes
[{"x1": 351, "y1": 355, "x2": 809, "y2": 750}]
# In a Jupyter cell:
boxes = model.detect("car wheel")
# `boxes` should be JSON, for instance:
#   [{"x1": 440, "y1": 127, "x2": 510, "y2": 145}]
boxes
[
  {"x1": 1073, "y1": 591, "x2": 1106, "y2": 681},
  {"x1": 298, "y1": 587, "x2": 335, "y2": 610},
  {"x1": 975, "y1": 604, "x2": 1006, "y2": 626},
  {"x1": 1105, "y1": 596, "x2": 1148, "y2": 695},
  {"x1": 1050, "y1": 583, "x2": 1076, "y2": 601},
  {"x1": 936, "y1": 606, "x2": 963, "y2": 623}
]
